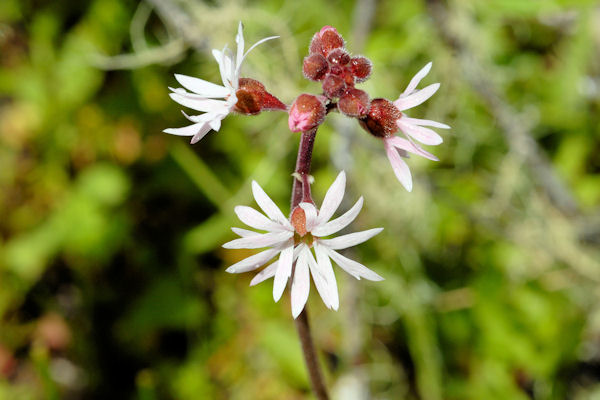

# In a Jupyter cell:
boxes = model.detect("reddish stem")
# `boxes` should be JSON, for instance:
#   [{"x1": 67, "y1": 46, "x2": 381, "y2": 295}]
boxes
[{"x1": 290, "y1": 127, "x2": 329, "y2": 400}]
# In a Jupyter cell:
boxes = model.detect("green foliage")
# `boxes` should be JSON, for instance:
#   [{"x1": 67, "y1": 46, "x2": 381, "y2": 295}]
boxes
[{"x1": 0, "y1": 0, "x2": 599, "y2": 399}]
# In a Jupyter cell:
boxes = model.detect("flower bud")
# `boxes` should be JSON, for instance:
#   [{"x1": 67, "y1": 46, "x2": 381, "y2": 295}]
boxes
[
  {"x1": 327, "y1": 48, "x2": 350, "y2": 66},
  {"x1": 338, "y1": 88, "x2": 370, "y2": 118},
  {"x1": 358, "y1": 98, "x2": 402, "y2": 138},
  {"x1": 350, "y1": 56, "x2": 372, "y2": 82},
  {"x1": 303, "y1": 53, "x2": 329, "y2": 81},
  {"x1": 234, "y1": 78, "x2": 287, "y2": 115},
  {"x1": 309, "y1": 26, "x2": 344, "y2": 56},
  {"x1": 319, "y1": 26, "x2": 344, "y2": 55},
  {"x1": 322, "y1": 74, "x2": 346, "y2": 99},
  {"x1": 288, "y1": 94, "x2": 326, "y2": 132}
]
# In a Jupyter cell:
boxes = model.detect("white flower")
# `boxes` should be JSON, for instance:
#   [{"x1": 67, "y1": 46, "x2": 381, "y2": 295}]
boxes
[
  {"x1": 223, "y1": 171, "x2": 384, "y2": 318},
  {"x1": 385, "y1": 62, "x2": 450, "y2": 191},
  {"x1": 164, "y1": 22, "x2": 278, "y2": 144}
]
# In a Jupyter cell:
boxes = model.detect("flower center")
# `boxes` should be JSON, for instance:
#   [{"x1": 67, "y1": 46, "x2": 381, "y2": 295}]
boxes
[{"x1": 290, "y1": 206, "x2": 316, "y2": 247}]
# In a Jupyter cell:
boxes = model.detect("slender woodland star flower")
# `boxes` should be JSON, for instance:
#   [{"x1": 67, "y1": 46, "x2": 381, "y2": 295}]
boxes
[
  {"x1": 387, "y1": 62, "x2": 450, "y2": 191},
  {"x1": 223, "y1": 171, "x2": 384, "y2": 318},
  {"x1": 164, "y1": 22, "x2": 278, "y2": 144},
  {"x1": 360, "y1": 63, "x2": 450, "y2": 191}
]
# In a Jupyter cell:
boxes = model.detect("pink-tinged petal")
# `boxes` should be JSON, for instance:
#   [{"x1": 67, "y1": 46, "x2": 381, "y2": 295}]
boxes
[
  {"x1": 317, "y1": 171, "x2": 346, "y2": 225},
  {"x1": 250, "y1": 261, "x2": 278, "y2": 286},
  {"x1": 273, "y1": 245, "x2": 294, "y2": 301},
  {"x1": 402, "y1": 116, "x2": 450, "y2": 129},
  {"x1": 222, "y1": 230, "x2": 293, "y2": 249},
  {"x1": 299, "y1": 202, "x2": 319, "y2": 232},
  {"x1": 234, "y1": 206, "x2": 288, "y2": 232},
  {"x1": 231, "y1": 227, "x2": 260, "y2": 237},
  {"x1": 306, "y1": 247, "x2": 332, "y2": 309},
  {"x1": 403, "y1": 62, "x2": 432, "y2": 96},
  {"x1": 385, "y1": 140, "x2": 413, "y2": 191},
  {"x1": 394, "y1": 83, "x2": 440, "y2": 111},
  {"x1": 163, "y1": 122, "x2": 207, "y2": 137},
  {"x1": 319, "y1": 228, "x2": 383, "y2": 250},
  {"x1": 190, "y1": 124, "x2": 214, "y2": 144},
  {"x1": 387, "y1": 135, "x2": 439, "y2": 161},
  {"x1": 251, "y1": 181, "x2": 292, "y2": 228},
  {"x1": 397, "y1": 119, "x2": 443, "y2": 145},
  {"x1": 169, "y1": 93, "x2": 230, "y2": 113},
  {"x1": 314, "y1": 243, "x2": 339, "y2": 310},
  {"x1": 291, "y1": 247, "x2": 311, "y2": 318},
  {"x1": 311, "y1": 197, "x2": 363, "y2": 237},
  {"x1": 326, "y1": 248, "x2": 384, "y2": 281},
  {"x1": 174, "y1": 74, "x2": 230, "y2": 98},
  {"x1": 225, "y1": 248, "x2": 279, "y2": 273}
]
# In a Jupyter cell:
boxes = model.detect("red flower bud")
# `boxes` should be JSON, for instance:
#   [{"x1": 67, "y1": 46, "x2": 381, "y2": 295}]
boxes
[
  {"x1": 327, "y1": 48, "x2": 350, "y2": 66},
  {"x1": 322, "y1": 74, "x2": 346, "y2": 99},
  {"x1": 288, "y1": 94, "x2": 326, "y2": 132},
  {"x1": 303, "y1": 53, "x2": 329, "y2": 81},
  {"x1": 234, "y1": 78, "x2": 287, "y2": 115},
  {"x1": 309, "y1": 26, "x2": 344, "y2": 56},
  {"x1": 358, "y1": 98, "x2": 402, "y2": 138},
  {"x1": 319, "y1": 26, "x2": 344, "y2": 55},
  {"x1": 338, "y1": 88, "x2": 370, "y2": 118},
  {"x1": 350, "y1": 56, "x2": 372, "y2": 82}
]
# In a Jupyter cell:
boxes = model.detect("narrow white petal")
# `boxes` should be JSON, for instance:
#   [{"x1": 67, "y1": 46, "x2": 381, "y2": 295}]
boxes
[
  {"x1": 163, "y1": 122, "x2": 206, "y2": 137},
  {"x1": 231, "y1": 227, "x2": 259, "y2": 238},
  {"x1": 326, "y1": 248, "x2": 384, "y2": 281},
  {"x1": 311, "y1": 197, "x2": 363, "y2": 237},
  {"x1": 236, "y1": 22, "x2": 245, "y2": 70},
  {"x1": 234, "y1": 205, "x2": 289, "y2": 232},
  {"x1": 237, "y1": 35, "x2": 280, "y2": 76},
  {"x1": 384, "y1": 140, "x2": 413, "y2": 191},
  {"x1": 291, "y1": 247, "x2": 311, "y2": 318},
  {"x1": 169, "y1": 93, "x2": 230, "y2": 113},
  {"x1": 402, "y1": 62, "x2": 432, "y2": 96},
  {"x1": 225, "y1": 248, "x2": 279, "y2": 273},
  {"x1": 252, "y1": 181, "x2": 292, "y2": 227},
  {"x1": 190, "y1": 124, "x2": 214, "y2": 144},
  {"x1": 181, "y1": 110, "x2": 214, "y2": 123},
  {"x1": 394, "y1": 83, "x2": 440, "y2": 111},
  {"x1": 387, "y1": 135, "x2": 439, "y2": 161},
  {"x1": 319, "y1": 228, "x2": 383, "y2": 250},
  {"x1": 209, "y1": 116, "x2": 222, "y2": 131},
  {"x1": 273, "y1": 245, "x2": 294, "y2": 301},
  {"x1": 306, "y1": 247, "x2": 332, "y2": 309},
  {"x1": 397, "y1": 119, "x2": 443, "y2": 145},
  {"x1": 402, "y1": 117, "x2": 450, "y2": 129},
  {"x1": 299, "y1": 202, "x2": 319, "y2": 232},
  {"x1": 317, "y1": 171, "x2": 346, "y2": 225},
  {"x1": 250, "y1": 261, "x2": 278, "y2": 286},
  {"x1": 174, "y1": 74, "x2": 230, "y2": 98},
  {"x1": 315, "y1": 243, "x2": 339, "y2": 310},
  {"x1": 222, "y1": 230, "x2": 293, "y2": 249}
]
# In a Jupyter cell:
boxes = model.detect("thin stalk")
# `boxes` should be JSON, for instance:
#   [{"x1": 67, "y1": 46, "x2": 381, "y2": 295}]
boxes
[{"x1": 290, "y1": 128, "x2": 329, "y2": 400}]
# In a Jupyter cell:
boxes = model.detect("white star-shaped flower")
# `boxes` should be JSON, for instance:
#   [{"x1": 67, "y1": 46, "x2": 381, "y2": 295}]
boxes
[
  {"x1": 164, "y1": 22, "x2": 278, "y2": 144},
  {"x1": 223, "y1": 171, "x2": 384, "y2": 318},
  {"x1": 385, "y1": 62, "x2": 450, "y2": 191}
]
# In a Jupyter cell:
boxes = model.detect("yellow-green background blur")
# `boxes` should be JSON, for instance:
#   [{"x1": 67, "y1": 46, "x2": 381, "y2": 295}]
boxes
[{"x1": 1, "y1": 0, "x2": 599, "y2": 399}]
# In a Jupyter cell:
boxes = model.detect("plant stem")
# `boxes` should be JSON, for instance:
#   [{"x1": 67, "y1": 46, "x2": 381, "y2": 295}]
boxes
[{"x1": 290, "y1": 128, "x2": 329, "y2": 400}]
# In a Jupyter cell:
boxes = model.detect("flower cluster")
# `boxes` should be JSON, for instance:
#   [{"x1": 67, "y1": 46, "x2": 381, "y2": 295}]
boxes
[
  {"x1": 223, "y1": 172, "x2": 383, "y2": 318},
  {"x1": 164, "y1": 23, "x2": 450, "y2": 317}
]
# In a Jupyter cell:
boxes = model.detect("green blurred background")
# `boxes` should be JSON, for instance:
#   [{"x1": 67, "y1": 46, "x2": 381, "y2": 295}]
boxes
[{"x1": 1, "y1": 0, "x2": 599, "y2": 399}]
